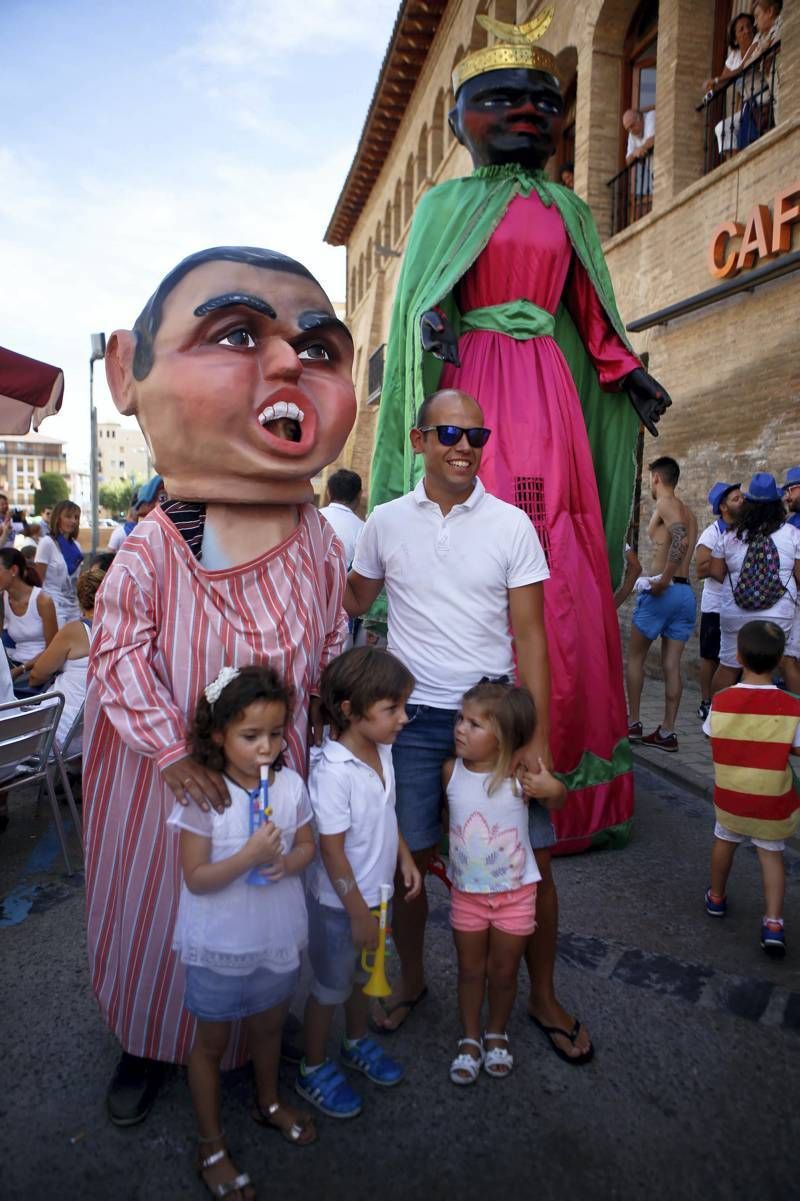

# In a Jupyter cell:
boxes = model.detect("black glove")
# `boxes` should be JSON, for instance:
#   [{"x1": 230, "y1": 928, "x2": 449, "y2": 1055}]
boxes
[
  {"x1": 620, "y1": 367, "x2": 672, "y2": 437},
  {"x1": 420, "y1": 308, "x2": 461, "y2": 367}
]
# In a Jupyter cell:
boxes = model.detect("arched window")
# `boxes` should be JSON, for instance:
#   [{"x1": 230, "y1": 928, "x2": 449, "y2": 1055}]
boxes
[
  {"x1": 623, "y1": 0, "x2": 658, "y2": 136},
  {"x1": 403, "y1": 153, "x2": 414, "y2": 226},
  {"x1": 416, "y1": 123, "x2": 429, "y2": 190},
  {"x1": 349, "y1": 267, "x2": 357, "y2": 311},
  {"x1": 393, "y1": 179, "x2": 402, "y2": 243},
  {"x1": 357, "y1": 255, "x2": 364, "y2": 303},
  {"x1": 384, "y1": 200, "x2": 393, "y2": 248},
  {"x1": 366, "y1": 237, "x2": 373, "y2": 282},
  {"x1": 431, "y1": 90, "x2": 445, "y2": 172},
  {"x1": 374, "y1": 222, "x2": 382, "y2": 269}
]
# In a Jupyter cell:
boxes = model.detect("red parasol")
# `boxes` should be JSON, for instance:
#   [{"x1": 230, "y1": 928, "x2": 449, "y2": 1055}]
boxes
[{"x1": 0, "y1": 345, "x2": 64, "y2": 434}]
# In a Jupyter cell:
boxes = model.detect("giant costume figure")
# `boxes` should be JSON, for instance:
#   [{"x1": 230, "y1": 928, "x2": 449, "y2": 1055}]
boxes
[
  {"x1": 369, "y1": 12, "x2": 671, "y2": 852},
  {"x1": 83, "y1": 248, "x2": 356, "y2": 1102}
]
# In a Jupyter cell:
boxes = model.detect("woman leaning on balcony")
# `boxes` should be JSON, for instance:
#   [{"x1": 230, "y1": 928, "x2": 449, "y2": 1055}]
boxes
[{"x1": 704, "y1": 11, "x2": 755, "y2": 159}]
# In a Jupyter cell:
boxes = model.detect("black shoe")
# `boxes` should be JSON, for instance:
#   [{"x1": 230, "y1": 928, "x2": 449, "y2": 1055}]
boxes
[{"x1": 106, "y1": 1052, "x2": 165, "y2": 1127}]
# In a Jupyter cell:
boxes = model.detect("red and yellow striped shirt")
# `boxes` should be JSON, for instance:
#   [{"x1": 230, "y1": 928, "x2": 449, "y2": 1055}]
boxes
[{"x1": 708, "y1": 685, "x2": 800, "y2": 840}]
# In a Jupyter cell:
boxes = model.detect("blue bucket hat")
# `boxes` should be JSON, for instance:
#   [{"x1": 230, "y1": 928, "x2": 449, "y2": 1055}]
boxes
[
  {"x1": 707, "y1": 481, "x2": 741, "y2": 515},
  {"x1": 135, "y1": 475, "x2": 163, "y2": 508},
  {"x1": 782, "y1": 466, "x2": 800, "y2": 492},
  {"x1": 744, "y1": 472, "x2": 781, "y2": 503}
]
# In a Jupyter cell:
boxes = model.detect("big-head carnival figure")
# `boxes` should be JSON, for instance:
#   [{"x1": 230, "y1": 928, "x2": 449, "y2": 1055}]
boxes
[
  {"x1": 368, "y1": 9, "x2": 671, "y2": 852},
  {"x1": 83, "y1": 247, "x2": 356, "y2": 1120}
]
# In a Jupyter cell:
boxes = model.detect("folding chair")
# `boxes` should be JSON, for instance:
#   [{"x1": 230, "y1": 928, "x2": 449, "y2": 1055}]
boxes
[
  {"x1": 0, "y1": 692, "x2": 82, "y2": 875},
  {"x1": 55, "y1": 701, "x2": 84, "y2": 773}
]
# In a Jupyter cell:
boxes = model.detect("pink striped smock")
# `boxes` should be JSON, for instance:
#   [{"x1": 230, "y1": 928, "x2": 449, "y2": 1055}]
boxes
[{"x1": 83, "y1": 502, "x2": 347, "y2": 1065}]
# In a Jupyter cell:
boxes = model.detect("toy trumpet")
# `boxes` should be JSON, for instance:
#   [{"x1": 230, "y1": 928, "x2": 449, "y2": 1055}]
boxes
[
  {"x1": 246, "y1": 765, "x2": 273, "y2": 887},
  {"x1": 361, "y1": 883, "x2": 392, "y2": 998}
]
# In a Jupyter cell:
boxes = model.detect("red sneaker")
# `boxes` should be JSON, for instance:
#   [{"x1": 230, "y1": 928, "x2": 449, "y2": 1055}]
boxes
[{"x1": 641, "y1": 727, "x2": 678, "y2": 753}]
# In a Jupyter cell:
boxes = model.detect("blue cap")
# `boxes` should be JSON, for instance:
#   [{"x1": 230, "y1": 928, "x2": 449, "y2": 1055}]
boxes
[
  {"x1": 707, "y1": 481, "x2": 741, "y2": 515},
  {"x1": 744, "y1": 472, "x2": 781, "y2": 503},
  {"x1": 135, "y1": 475, "x2": 163, "y2": 508},
  {"x1": 782, "y1": 466, "x2": 800, "y2": 491}
]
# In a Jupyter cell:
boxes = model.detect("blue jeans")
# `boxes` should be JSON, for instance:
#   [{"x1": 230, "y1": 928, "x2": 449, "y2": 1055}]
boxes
[{"x1": 392, "y1": 704, "x2": 457, "y2": 853}]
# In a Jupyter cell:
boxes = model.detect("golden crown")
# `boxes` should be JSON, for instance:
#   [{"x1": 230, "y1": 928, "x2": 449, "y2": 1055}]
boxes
[{"x1": 452, "y1": 8, "x2": 560, "y2": 93}]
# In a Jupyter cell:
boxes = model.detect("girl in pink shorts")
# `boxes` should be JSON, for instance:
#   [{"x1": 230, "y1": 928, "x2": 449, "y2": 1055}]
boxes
[{"x1": 443, "y1": 681, "x2": 566, "y2": 1085}]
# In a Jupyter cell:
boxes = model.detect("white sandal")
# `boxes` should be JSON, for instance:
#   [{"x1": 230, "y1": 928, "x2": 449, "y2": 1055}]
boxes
[
  {"x1": 482, "y1": 1031, "x2": 513, "y2": 1078},
  {"x1": 449, "y1": 1037, "x2": 483, "y2": 1086}
]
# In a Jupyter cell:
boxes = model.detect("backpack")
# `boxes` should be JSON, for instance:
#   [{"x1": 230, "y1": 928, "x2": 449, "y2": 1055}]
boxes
[{"x1": 732, "y1": 534, "x2": 787, "y2": 611}]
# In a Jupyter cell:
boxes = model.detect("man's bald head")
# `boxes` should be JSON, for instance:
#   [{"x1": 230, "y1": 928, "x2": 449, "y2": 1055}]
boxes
[{"x1": 416, "y1": 388, "x2": 484, "y2": 429}]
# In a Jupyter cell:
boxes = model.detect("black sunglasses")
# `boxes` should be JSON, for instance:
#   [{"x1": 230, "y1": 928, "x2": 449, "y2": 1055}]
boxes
[{"x1": 417, "y1": 424, "x2": 492, "y2": 448}]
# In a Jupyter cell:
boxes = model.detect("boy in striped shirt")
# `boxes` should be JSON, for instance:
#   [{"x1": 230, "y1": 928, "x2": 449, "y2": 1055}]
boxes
[{"x1": 704, "y1": 620, "x2": 800, "y2": 957}]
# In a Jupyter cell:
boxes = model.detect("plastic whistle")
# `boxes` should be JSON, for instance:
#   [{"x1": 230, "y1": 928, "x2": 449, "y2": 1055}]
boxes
[{"x1": 246, "y1": 765, "x2": 273, "y2": 887}]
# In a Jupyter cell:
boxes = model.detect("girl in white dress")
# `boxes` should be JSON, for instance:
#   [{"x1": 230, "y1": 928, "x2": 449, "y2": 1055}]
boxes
[
  {"x1": 444, "y1": 681, "x2": 566, "y2": 1085},
  {"x1": 168, "y1": 664, "x2": 316, "y2": 1201}
]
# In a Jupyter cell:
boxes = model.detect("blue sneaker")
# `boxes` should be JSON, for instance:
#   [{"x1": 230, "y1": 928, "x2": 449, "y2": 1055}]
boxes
[
  {"x1": 761, "y1": 920, "x2": 786, "y2": 959},
  {"x1": 340, "y1": 1036, "x2": 404, "y2": 1086},
  {"x1": 705, "y1": 889, "x2": 727, "y2": 917},
  {"x1": 295, "y1": 1059, "x2": 362, "y2": 1119}
]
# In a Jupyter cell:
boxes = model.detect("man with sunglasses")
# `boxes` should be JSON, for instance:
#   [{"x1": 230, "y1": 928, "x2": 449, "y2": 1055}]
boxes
[{"x1": 346, "y1": 389, "x2": 572, "y2": 1044}]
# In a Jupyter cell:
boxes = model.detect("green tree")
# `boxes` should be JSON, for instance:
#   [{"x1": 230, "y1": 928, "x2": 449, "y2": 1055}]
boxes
[
  {"x1": 98, "y1": 479, "x2": 136, "y2": 518},
  {"x1": 34, "y1": 472, "x2": 69, "y2": 512}
]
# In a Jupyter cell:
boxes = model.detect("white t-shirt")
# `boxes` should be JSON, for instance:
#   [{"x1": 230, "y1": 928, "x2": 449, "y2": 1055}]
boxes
[
  {"x1": 167, "y1": 769, "x2": 312, "y2": 975},
  {"x1": 308, "y1": 737, "x2": 398, "y2": 911},
  {"x1": 446, "y1": 760, "x2": 541, "y2": 894},
  {"x1": 696, "y1": 520, "x2": 727, "y2": 614},
  {"x1": 319, "y1": 503, "x2": 364, "y2": 568},
  {"x1": 34, "y1": 534, "x2": 80, "y2": 623},
  {"x1": 352, "y1": 478, "x2": 550, "y2": 708},
  {"x1": 107, "y1": 523, "x2": 129, "y2": 552},
  {"x1": 626, "y1": 109, "x2": 655, "y2": 158},
  {"x1": 713, "y1": 524, "x2": 800, "y2": 623}
]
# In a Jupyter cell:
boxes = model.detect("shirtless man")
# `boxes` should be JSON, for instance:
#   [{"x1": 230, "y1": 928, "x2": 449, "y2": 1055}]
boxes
[{"x1": 626, "y1": 456, "x2": 698, "y2": 753}]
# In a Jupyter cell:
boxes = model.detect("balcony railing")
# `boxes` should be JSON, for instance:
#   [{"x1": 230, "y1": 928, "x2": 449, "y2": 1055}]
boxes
[
  {"x1": 697, "y1": 41, "x2": 781, "y2": 175},
  {"x1": 607, "y1": 148, "x2": 654, "y2": 237}
]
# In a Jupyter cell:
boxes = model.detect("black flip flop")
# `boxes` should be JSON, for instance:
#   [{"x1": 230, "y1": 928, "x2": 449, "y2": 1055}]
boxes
[
  {"x1": 529, "y1": 1014, "x2": 595, "y2": 1066},
  {"x1": 368, "y1": 987, "x2": 429, "y2": 1035}
]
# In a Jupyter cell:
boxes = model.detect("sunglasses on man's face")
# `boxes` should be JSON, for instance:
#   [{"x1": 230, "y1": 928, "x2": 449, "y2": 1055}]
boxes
[{"x1": 417, "y1": 424, "x2": 492, "y2": 448}]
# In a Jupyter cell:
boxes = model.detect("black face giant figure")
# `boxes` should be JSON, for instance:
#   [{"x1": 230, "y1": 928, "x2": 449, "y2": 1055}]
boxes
[{"x1": 449, "y1": 68, "x2": 564, "y2": 170}]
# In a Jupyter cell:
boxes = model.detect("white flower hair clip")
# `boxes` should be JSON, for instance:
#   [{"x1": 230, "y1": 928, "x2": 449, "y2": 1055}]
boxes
[{"x1": 204, "y1": 666, "x2": 241, "y2": 707}]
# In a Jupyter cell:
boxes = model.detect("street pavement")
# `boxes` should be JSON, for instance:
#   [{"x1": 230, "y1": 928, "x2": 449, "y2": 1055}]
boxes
[{"x1": 2, "y1": 757, "x2": 800, "y2": 1201}]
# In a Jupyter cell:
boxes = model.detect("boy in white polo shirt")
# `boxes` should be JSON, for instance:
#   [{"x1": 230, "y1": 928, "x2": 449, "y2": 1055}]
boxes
[
  {"x1": 346, "y1": 390, "x2": 593, "y2": 1066},
  {"x1": 298, "y1": 647, "x2": 422, "y2": 1119}
]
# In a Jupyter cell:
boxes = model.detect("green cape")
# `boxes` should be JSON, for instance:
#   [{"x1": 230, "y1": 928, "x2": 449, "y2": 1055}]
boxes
[{"x1": 368, "y1": 164, "x2": 641, "y2": 594}]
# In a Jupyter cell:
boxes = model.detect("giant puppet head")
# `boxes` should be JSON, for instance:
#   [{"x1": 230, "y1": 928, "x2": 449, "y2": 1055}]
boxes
[
  {"x1": 105, "y1": 247, "x2": 356, "y2": 504},
  {"x1": 449, "y1": 9, "x2": 564, "y2": 172}
]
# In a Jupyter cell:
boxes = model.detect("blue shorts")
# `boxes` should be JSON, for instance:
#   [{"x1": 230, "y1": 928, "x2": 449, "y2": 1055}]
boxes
[
  {"x1": 633, "y1": 584, "x2": 697, "y2": 643},
  {"x1": 185, "y1": 963, "x2": 299, "y2": 1022},
  {"x1": 392, "y1": 703, "x2": 557, "y2": 853},
  {"x1": 307, "y1": 893, "x2": 367, "y2": 1006}
]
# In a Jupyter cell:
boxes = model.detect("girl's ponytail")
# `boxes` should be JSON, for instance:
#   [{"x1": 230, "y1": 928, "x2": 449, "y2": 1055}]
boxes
[{"x1": 0, "y1": 546, "x2": 40, "y2": 588}]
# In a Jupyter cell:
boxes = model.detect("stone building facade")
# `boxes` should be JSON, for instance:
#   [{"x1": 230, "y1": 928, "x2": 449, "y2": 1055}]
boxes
[{"x1": 325, "y1": 0, "x2": 800, "y2": 678}]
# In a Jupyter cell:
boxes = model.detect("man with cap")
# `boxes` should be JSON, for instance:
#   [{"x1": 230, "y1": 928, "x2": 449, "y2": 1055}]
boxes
[
  {"x1": 783, "y1": 467, "x2": 800, "y2": 531},
  {"x1": 693, "y1": 481, "x2": 745, "y2": 719}
]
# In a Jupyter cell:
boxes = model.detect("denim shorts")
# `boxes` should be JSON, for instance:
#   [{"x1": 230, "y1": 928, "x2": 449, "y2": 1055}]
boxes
[
  {"x1": 633, "y1": 584, "x2": 697, "y2": 643},
  {"x1": 307, "y1": 893, "x2": 368, "y2": 1006},
  {"x1": 185, "y1": 963, "x2": 299, "y2": 1022},
  {"x1": 392, "y1": 704, "x2": 457, "y2": 852}
]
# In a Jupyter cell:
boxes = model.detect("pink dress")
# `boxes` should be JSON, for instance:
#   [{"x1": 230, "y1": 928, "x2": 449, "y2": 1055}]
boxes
[
  {"x1": 441, "y1": 192, "x2": 640, "y2": 852},
  {"x1": 83, "y1": 504, "x2": 347, "y2": 1065}
]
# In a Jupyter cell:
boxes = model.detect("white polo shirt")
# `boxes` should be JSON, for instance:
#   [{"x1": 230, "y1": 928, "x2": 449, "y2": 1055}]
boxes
[
  {"x1": 308, "y1": 738, "x2": 399, "y2": 910},
  {"x1": 353, "y1": 478, "x2": 550, "y2": 708}
]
